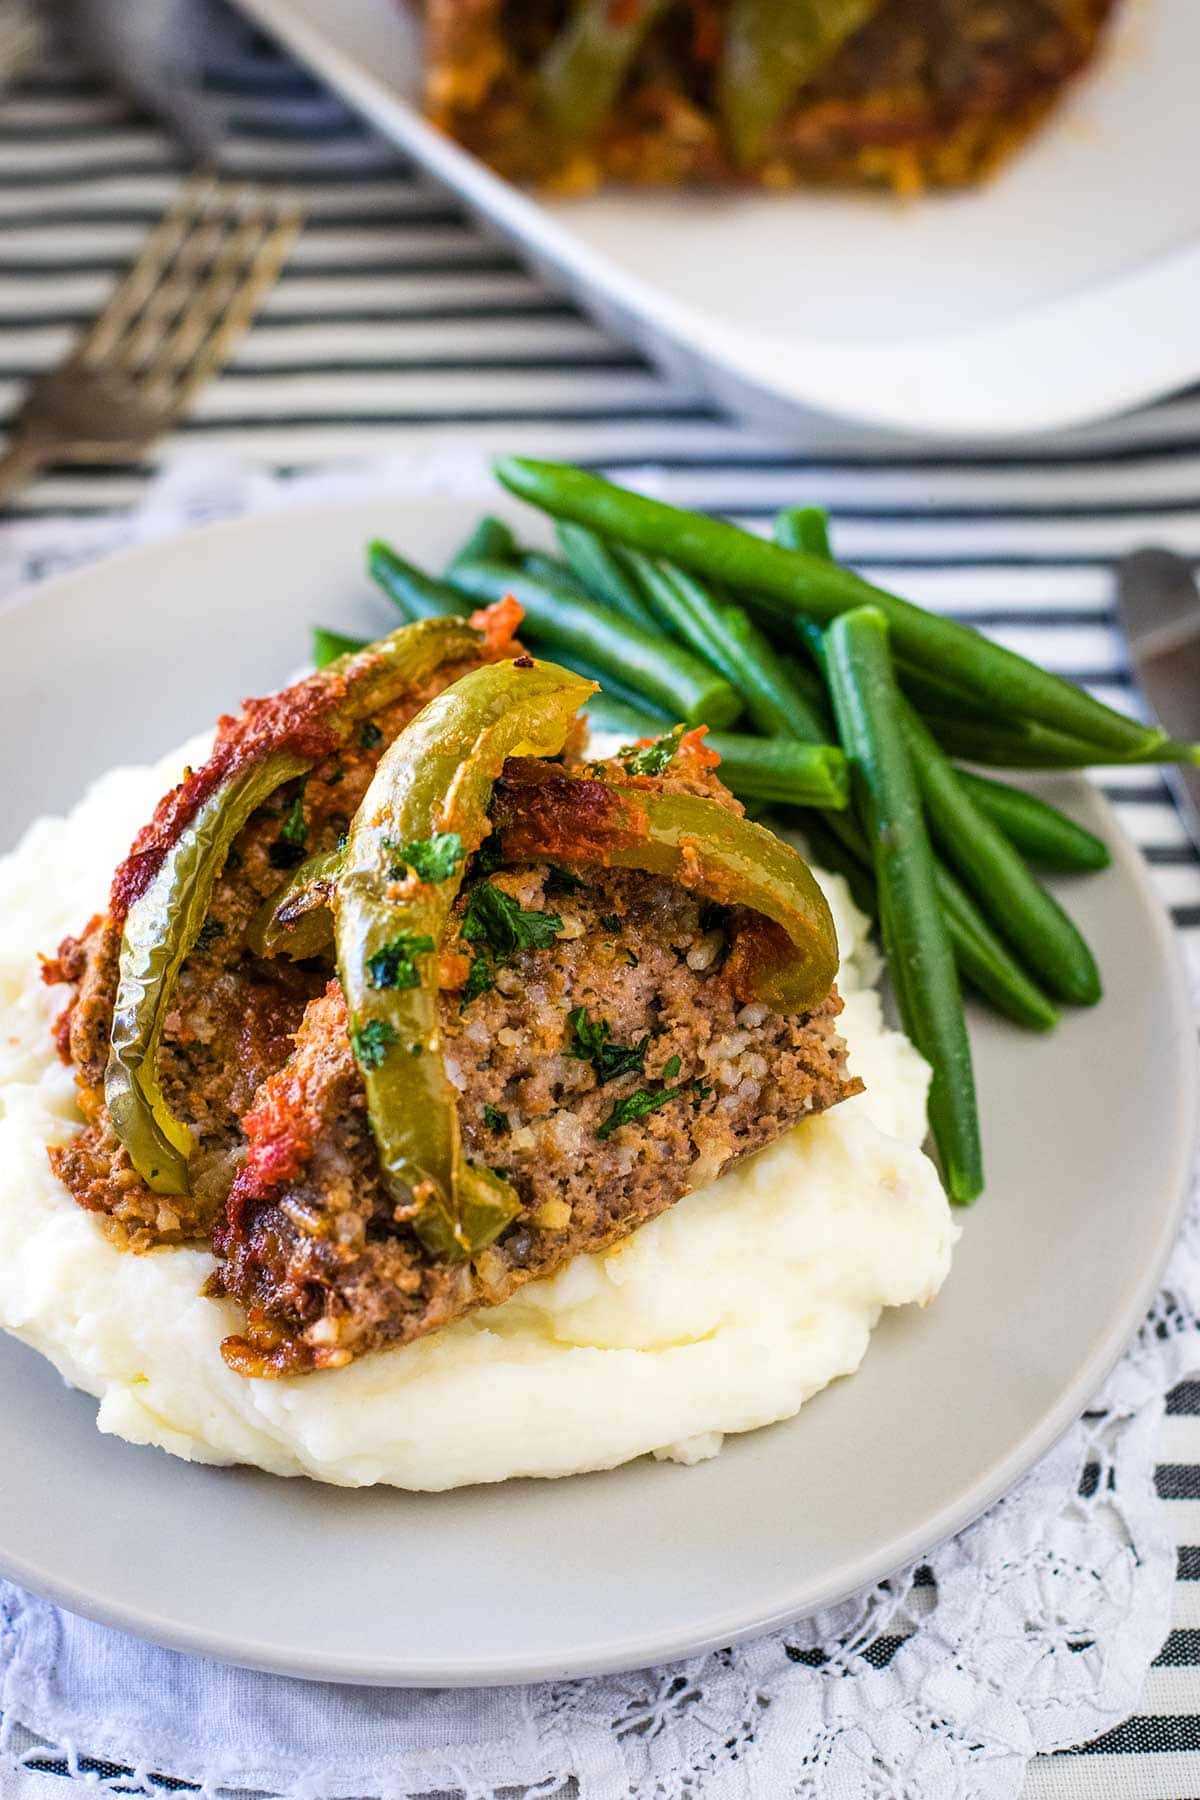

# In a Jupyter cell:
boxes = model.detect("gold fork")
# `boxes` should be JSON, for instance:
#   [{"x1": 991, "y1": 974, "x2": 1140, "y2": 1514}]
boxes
[{"x1": 0, "y1": 174, "x2": 303, "y2": 503}]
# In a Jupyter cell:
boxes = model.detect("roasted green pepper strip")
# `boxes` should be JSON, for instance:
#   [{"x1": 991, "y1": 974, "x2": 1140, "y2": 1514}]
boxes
[
  {"x1": 335, "y1": 658, "x2": 596, "y2": 1262},
  {"x1": 720, "y1": 0, "x2": 883, "y2": 166},
  {"x1": 107, "y1": 616, "x2": 489, "y2": 1194},
  {"x1": 108, "y1": 751, "x2": 311, "y2": 1193},
  {"x1": 490, "y1": 766, "x2": 838, "y2": 1015},
  {"x1": 539, "y1": 0, "x2": 674, "y2": 147},
  {"x1": 246, "y1": 847, "x2": 342, "y2": 960}
]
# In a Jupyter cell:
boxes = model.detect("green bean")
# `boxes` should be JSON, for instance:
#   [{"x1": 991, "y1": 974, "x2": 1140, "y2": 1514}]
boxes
[
  {"x1": 719, "y1": 0, "x2": 883, "y2": 166},
  {"x1": 776, "y1": 505, "x2": 833, "y2": 561},
  {"x1": 313, "y1": 626, "x2": 366, "y2": 669},
  {"x1": 556, "y1": 523, "x2": 658, "y2": 630},
  {"x1": 774, "y1": 510, "x2": 1172, "y2": 771},
  {"x1": 957, "y1": 771, "x2": 1110, "y2": 872},
  {"x1": 520, "y1": 550, "x2": 593, "y2": 597},
  {"x1": 496, "y1": 458, "x2": 1184, "y2": 762},
  {"x1": 622, "y1": 553, "x2": 741, "y2": 682},
  {"x1": 778, "y1": 507, "x2": 1110, "y2": 870},
  {"x1": 901, "y1": 706, "x2": 1100, "y2": 1006},
  {"x1": 445, "y1": 515, "x2": 517, "y2": 574},
  {"x1": 923, "y1": 713, "x2": 1196, "y2": 769},
  {"x1": 805, "y1": 810, "x2": 1059, "y2": 1032},
  {"x1": 539, "y1": 0, "x2": 674, "y2": 145},
  {"x1": 701, "y1": 736, "x2": 848, "y2": 808},
  {"x1": 582, "y1": 695, "x2": 848, "y2": 809},
  {"x1": 584, "y1": 693, "x2": 682, "y2": 741},
  {"x1": 369, "y1": 541, "x2": 471, "y2": 622},
  {"x1": 932, "y1": 861, "x2": 1060, "y2": 1032},
  {"x1": 776, "y1": 502, "x2": 1058, "y2": 1026},
  {"x1": 895, "y1": 659, "x2": 991, "y2": 724},
  {"x1": 824, "y1": 607, "x2": 982, "y2": 1204},
  {"x1": 721, "y1": 609, "x2": 836, "y2": 740},
  {"x1": 451, "y1": 556, "x2": 742, "y2": 728},
  {"x1": 627, "y1": 552, "x2": 833, "y2": 745}
]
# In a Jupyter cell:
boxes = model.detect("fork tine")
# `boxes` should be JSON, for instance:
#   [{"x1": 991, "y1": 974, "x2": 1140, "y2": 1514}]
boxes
[
  {"x1": 136, "y1": 189, "x2": 276, "y2": 380},
  {"x1": 142, "y1": 190, "x2": 303, "y2": 404},
  {"x1": 76, "y1": 173, "x2": 219, "y2": 367},
  {"x1": 115, "y1": 198, "x2": 236, "y2": 376}
]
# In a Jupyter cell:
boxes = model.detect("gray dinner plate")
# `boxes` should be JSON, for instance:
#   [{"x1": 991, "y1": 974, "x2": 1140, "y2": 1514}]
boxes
[{"x1": 0, "y1": 496, "x2": 1194, "y2": 1686}]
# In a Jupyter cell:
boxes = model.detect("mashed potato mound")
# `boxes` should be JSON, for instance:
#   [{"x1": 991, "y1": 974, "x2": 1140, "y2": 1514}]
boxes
[{"x1": 0, "y1": 739, "x2": 957, "y2": 1490}]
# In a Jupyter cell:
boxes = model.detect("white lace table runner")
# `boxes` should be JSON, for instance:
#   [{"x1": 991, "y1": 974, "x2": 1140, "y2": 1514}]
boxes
[{"x1": 1, "y1": 455, "x2": 1198, "y2": 1800}]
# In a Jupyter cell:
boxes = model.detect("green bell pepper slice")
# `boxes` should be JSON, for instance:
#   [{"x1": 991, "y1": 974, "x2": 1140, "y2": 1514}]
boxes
[
  {"x1": 106, "y1": 616, "x2": 489, "y2": 1195},
  {"x1": 719, "y1": 0, "x2": 883, "y2": 166},
  {"x1": 334, "y1": 656, "x2": 596, "y2": 1262},
  {"x1": 539, "y1": 0, "x2": 675, "y2": 147},
  {"x1": 491, "y1": 762, "x2": 838, "y2": 1015},
  {"x1": 246, "y1": 848, "x2": 341, "y2": 961}
]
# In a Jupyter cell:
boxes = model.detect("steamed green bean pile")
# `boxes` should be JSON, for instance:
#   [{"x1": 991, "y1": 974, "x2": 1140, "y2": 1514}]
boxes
[{"x1": 312, "y1": 460, "x2": 1198, "y2": 1206}]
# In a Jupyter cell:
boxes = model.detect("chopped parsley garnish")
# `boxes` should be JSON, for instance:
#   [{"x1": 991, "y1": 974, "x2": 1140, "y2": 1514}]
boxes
[
  {"x1": 600, "y1": 913, "x2": 621, "y2": 933},
  {"x1": 350, "y1": 1017, "x2": 398, "y2": 1071},
  {"x1": 366, "y1": 932, "x2": 435, "y2": 991},
  {"x1": 695, "y1": 1081, "x2": 714, "y2": 1101},
  {"x1": 281, "y1": 791, "x2": 307, "y2": 843},
  {"x1": 462, "y1": 882, "x2": 563, "y2": 957},
  {"x1": 195, "y1": 917, "x2": 225, "y2": 953},
  {"x1": 566, "y1": 1005, "x2": 649, "y2": 1085},
  {"x1": 623, "y1": 949, "x2": 639, "y2": 968},
  {"x1": 597, "y1": 1082, "x2": 687, "y2": 1141},
  {"x1": 358, "y1": 720, "x2": 383, "y2": 750},
  {"x1": 662, "y1": 1054, "x2": 681, "y2": 1081},
  {"x1": 618, "y1": 724, "x2": 685, "y2": 778},
  {"x1": 461, "y1": 954, "x2": 495, "y2": 1008},
  {"x1": 483, "y1": 1103, "x2": 508, "y2": 1132},
  {"x1": 384, "y1": 831, "x2": 464, "y2": 885}
]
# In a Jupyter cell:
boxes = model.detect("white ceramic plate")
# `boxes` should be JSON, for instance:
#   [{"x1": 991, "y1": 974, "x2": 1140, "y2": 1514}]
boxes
[
  {"x1": 229, "y1": 0, "x2": 1200, "y2": 439},
  {"x1": 0, "y1": 496, "x2": 1194, "y2": 1686}
]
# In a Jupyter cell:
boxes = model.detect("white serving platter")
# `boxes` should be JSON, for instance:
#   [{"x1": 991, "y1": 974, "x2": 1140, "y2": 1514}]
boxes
[{"x1": 229, "y1": 0, "x2": 1200, "y2": 439}]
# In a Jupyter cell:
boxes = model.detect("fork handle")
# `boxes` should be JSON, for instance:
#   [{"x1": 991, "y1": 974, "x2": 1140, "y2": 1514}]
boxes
[{"x1": 0, "y1": 439, "x2": 48, "y2": 506}]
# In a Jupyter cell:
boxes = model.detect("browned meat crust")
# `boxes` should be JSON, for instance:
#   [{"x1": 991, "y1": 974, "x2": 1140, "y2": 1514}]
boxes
[
  {"x1": 420, "y1": 0, "x2": 1119, "y2": 194},
  {"x1": 48, "y1": 653, "x2": 494, "y2": 1248},
  {"x1": 215, "y1": 862, "x2": 858, "y2": 1376}
]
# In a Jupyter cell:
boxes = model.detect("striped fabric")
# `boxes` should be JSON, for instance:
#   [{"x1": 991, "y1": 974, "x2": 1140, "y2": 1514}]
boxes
[{"x1": 2, "y1": 3, "x2": 1199, "y2": 1790}]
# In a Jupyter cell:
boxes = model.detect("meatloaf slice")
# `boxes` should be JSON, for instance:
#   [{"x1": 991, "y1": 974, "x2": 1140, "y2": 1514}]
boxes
[
  {"x1": 419, "y1": 0, "x2": 1119, "y2": 194},
  {"x1": 215, "y1": 860, "x2": 859, "y2": 1376},
  {"x1": 46, "y1": 646, "x2": 502, "y2": 1249}
]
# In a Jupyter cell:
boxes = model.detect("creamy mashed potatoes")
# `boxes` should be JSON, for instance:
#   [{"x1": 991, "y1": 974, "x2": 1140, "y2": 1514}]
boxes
[{"x1": 0, "y1": 738, "x2": 956, "y2": 1490}]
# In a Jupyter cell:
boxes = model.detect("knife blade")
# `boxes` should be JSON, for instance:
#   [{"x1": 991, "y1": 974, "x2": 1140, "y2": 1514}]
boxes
[{"x1": 1116, "y1": 546, "x2": 1200, "y2": 851}]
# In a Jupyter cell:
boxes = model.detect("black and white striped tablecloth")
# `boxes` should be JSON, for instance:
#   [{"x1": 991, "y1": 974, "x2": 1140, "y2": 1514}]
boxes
[{"x1": 2, "y1": 5, "x2": 1200, "y2": 1792}]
